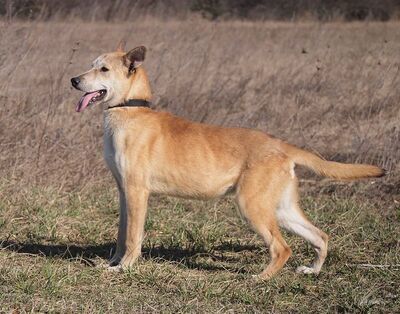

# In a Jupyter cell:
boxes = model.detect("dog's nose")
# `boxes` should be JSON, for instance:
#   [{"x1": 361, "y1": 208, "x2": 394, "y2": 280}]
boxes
[{"x1": 71, "y1": 77, "x2": 80, "y2": 88}]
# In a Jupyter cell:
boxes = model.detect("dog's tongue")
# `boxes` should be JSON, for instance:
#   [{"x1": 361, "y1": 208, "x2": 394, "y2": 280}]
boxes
[{"x1": 75, "y1": 91, "x2": 100, "y2": 112}]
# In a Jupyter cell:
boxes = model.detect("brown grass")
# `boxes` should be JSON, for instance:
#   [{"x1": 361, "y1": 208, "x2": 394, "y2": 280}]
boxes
[
  {"x1": 0, "y1": 17, "x2": 399, "y2": 312},
  {"x1": 1, "y1": 18, "x2": 399, "y2": 191}
]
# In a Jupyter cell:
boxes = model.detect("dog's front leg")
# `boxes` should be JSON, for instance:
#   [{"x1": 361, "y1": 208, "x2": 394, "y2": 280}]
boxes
[
  {"x1": 112, "y1": 185, "x2": 149, "y2": 269},
  {"x1": 109, "y1": 184, "x2": 126, "y2": 266}
]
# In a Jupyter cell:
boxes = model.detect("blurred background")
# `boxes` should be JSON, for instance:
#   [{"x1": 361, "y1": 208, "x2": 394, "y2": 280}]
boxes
[
  {"x1": 0, "y1": 0, "x2": 399, "y2": 192},
  {"x1": 2, "y1": 0, "x2": 400, "y2": 21}
]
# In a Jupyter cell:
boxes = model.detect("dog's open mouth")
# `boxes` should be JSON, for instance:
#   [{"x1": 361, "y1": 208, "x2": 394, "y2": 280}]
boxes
[{"x1": 75, "y1": 89, "x2": 107, "y2": 112}]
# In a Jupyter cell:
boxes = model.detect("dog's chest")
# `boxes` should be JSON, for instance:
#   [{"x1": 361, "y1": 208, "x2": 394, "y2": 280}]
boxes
[{"x1": 103, "y1": 126, "x2": 125, "y2": 184}]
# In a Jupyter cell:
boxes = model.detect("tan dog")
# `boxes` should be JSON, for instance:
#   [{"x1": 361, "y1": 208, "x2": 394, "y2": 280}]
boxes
[{"x1": 71, "y1": 44, "x2": 384, "y2": 279}]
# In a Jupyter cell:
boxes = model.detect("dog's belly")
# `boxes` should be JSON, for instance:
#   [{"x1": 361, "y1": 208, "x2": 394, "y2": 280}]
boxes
[
  {"x1": 149, "y1": 164, "x2": 240, "y2": 199},
  {"x1": 150, "y1": 179, "x2": 237, "y2": 199}
]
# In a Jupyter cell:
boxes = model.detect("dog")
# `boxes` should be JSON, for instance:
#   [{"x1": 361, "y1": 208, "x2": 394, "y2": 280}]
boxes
[{"x1": 71, "y1": 44, "x2": 384, "y2": 279}]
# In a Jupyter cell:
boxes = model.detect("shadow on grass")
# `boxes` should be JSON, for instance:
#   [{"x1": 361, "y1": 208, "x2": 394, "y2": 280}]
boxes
[
  {"x1": 0, "y1": 240, "x2": 259, "y2": 273},
  {"x1": 0, "y1": 240, "x2": 113, "y2": 267}
]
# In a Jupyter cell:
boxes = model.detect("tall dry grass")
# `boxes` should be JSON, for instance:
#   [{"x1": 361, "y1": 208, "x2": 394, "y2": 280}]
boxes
[{"x1": 0, "y1": 18, "x2": 399, "y2": 192}]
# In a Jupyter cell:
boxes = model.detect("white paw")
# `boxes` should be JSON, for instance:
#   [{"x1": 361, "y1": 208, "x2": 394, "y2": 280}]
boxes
[
  {"x1": 252, "y1": 274, "x2": 264, "y2": 281},
  {"x1": 296, "y1": 266, "x2": 316, "y2": 274},
  {"x1": 252, "y1": 272, "x2": 273, "y2": 280},
  {"x1": 106, "y1": 264, "x2": 124, "y2": 272},
  {"x1": 95, "y1": 261, "x2": 111, "y2": 269}
]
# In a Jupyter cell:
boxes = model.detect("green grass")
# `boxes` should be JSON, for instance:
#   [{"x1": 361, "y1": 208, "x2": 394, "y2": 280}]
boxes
[{"x1": 0, "y1": 183, "x2": 399, "y2": 313}]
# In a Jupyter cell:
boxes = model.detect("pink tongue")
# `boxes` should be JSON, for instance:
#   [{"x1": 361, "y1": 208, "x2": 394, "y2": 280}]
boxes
[{"x1": 75, "y1": 91, "x2": 100, "y2": 112}]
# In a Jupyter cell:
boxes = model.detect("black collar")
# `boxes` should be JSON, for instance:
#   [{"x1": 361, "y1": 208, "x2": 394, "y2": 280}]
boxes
[{"x1": 108, "y1": 99, "x2": 151, "y2": 110}]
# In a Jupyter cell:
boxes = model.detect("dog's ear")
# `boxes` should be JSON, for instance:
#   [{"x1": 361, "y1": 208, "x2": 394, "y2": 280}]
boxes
[
  {"x1": 124, "y1": 46, "x2": 146, "y2": 73},
  {"x1": 116, "y1": 40, "x2": 126, "y2": 52}
]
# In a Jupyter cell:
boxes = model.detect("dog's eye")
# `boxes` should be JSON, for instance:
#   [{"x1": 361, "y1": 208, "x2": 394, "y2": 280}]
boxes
[{"x1": 100, "y1": 67, "x2": 109, "y2": 72}]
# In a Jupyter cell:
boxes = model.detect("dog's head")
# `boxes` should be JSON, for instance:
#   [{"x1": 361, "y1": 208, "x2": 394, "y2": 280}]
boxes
[{"x1": 71, "y1": 45, "x2": 146, "y2": 112}]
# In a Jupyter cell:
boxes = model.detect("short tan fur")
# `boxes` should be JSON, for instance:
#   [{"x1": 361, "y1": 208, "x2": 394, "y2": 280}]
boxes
[{"x1": 71, "y1": 45, "x2": 384, "y2": 279}]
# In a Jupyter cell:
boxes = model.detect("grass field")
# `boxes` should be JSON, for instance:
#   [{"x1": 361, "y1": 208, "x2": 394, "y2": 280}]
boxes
[
  {"x1": 1, "y1": 184, "x2": 399, "y2": 312},
  {"x1": 0, "y1": 17, "x2": 399, "y2": 312}
]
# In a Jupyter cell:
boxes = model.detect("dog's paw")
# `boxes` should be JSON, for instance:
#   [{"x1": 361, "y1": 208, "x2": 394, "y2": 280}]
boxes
[
  {"x1": 106, "y1": 264, "x2": 124, "y2": 272},
  {"x1": 296, "y1": 265, "x2": 318, "y2": 274},
  {"x1": 252, "y1": 272, "x2": 274, "y2": 281},
  {"x1": 95, "y1": 261, "x2": 110, "y2": 269},
  {"x1": 252, "y1": 274, "x2": 264, "y2": 281}
]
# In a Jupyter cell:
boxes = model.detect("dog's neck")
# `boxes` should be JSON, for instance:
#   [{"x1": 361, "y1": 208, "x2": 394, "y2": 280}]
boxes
[{"x1": 124, "y1": 67, "x2": 152, "y2": 102}]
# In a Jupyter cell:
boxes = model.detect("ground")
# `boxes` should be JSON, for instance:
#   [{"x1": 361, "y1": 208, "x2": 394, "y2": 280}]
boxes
[{"x1": 1, "y1": 181, "x2": 399, "y2": 312}]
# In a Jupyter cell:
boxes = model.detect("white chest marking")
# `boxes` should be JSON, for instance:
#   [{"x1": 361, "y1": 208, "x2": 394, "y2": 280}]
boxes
[{"x1": 103, "y1": 125, "x2": 126, "y2": 186}]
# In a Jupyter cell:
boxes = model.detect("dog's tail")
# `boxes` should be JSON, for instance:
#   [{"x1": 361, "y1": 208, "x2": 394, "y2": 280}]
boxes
[{"x1": 282, "y1": 143, "x2": 385, "y2": 180}]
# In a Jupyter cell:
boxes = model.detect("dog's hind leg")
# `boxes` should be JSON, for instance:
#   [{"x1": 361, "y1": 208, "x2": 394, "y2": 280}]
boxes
[
  {"x1": 236, "y1": 156, "x2": 293, "y2": 279},
  {"x1": 276, "y1": 177, "x2": 328, "y2": 275}
]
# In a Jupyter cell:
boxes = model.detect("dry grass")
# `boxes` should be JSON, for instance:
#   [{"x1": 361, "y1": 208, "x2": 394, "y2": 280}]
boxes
[
  {"x1": 1, "y1": 185, "x2": 399, "y2": 312},
  {"x1": 1, "y1": 18, "x2": 399, "y2": 189},
  {"x1": 0, "y1": 17, "x2": 399, "y2": 312}
]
